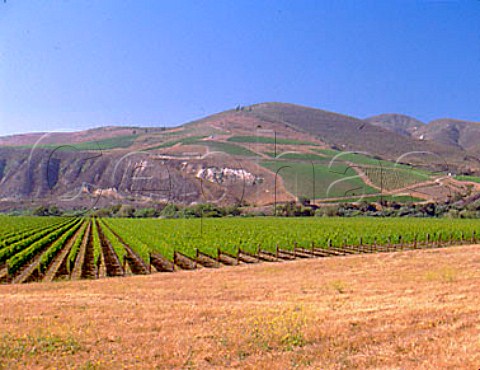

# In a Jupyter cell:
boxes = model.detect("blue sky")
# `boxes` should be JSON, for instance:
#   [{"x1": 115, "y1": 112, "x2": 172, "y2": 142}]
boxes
[{"x1": 1, "y1": 1, "x2": 480, "y2": 136}]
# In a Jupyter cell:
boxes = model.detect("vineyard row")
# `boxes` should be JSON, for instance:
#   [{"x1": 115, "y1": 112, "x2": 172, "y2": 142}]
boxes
[{"x1": 0, "y1": 217, "x2": 478, "y2": 284}]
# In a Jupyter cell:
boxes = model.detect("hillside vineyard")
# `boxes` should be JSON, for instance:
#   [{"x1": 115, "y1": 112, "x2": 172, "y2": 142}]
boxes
[{"x1": 2, "y1": 103, "x2": 480, "y2": 211}]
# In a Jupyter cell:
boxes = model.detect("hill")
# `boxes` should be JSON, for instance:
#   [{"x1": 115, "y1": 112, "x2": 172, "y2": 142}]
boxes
[
  {"x1": 1, "y1": 102, "x2": 480, "y2": 211},
  {"x1": 414, "y1": 118, "x2": 480, "y2": 155},
  {"x1": 0, "y1": 126, "x2": 163, "y2": 148},
  {"x1": 365, "y1": 113, "x2": 424, "y2": 137},
  {"x1": 0, "y1": 244, "x2": 478, "y2": 368},
  {"x1": 238, "y1": 103, "x2": 468, "y2": 166},
  {"x1": 364, "y1": 114, "x2": 480, "y2": 159}
]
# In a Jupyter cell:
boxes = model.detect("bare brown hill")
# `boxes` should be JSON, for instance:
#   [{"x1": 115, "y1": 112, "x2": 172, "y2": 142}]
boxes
[
  {"x1": 1, "y1": 102, "x2": 480, "y2": 210},
  {"x1": 0, "y1": 146, "x2": 291, "y2": 211},
  {"x1": 414, "y1": 118, "x2": 480, "y2": 156},
  {"x1": 0, "y1": 126, "x2": 160, "y2": 147},
  {"x1": 184, "y1": 102, "x2": 469, "y2": 170},
  {"x1": 238, "y1": 103, "x2": 469, "y2": 167},
  {"x1": 365, "y1": 113, "x2": 424, "y2": 137}
]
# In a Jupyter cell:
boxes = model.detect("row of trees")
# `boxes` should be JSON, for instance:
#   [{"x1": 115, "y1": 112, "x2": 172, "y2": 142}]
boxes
[
  {"x1": 90, "y1": 203, "x2": 242, "y2": 219},
  {"x1": 314, "y1": 200, "x2": 480, "y2": 218},
  {"x1": 28, "y1": 197, "x2": 480, "y2": 219}
]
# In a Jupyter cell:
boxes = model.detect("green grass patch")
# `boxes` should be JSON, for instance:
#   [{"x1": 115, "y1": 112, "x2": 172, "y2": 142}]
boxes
[
  {"x1": 313, "y1": 148, "x2": 432, "y2": 172},
  {"x1": 264, "y1": 152, "x2": 326, "y2": 161},
  {"x1": 145, "y1": 136, "x2": 207, "y2": 150},
  {"x1": 228, "y1": 136, "x2": 319, "y2": 146},
  {"x1": 320, "y1": 195, "x2": 424, "y2": 203},
  {"x1": 146, "y1": 137, "x2": 258, "y2": 157},
  {"x1": 313, "y1": 149, "x2": 391, "y2": 166},
  {"x1": 456, "y1": 175, "x2": 480, "y2": 183},
  {"x1": 261, "y1": 160, "x2": 378, "y2": 199},
  {"x1": 68, "y1": 135, "x2": 139, "y2": 150},
  {"x1": 8, "y1": 135, "x2": 139, "y2": 151},
  {"x1": 363, "y1": 167, "x2": 430, "y2": 190},
  {"x1": 194, "y1": 141, "x2": 259, "y2": 157}
]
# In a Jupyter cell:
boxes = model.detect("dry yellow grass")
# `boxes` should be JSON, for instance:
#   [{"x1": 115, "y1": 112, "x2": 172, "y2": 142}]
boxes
[{"x1": 1, "y1": 245, "x2": 480, "y2": 369}]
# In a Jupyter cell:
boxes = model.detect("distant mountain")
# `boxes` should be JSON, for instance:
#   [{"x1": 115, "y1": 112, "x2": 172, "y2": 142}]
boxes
[
  {"x1": 365, "y1": 114, "x2": 424, "y2": 137},
  {"x1": 210, "y1": 103, "x2": 468, "y2": 168},
  {"x1": 414, "y1": 119, "x2": 480, "y2": 156},
  {"x1": 364, "y1": 114, "x2": 480, "y2": 157},
  {"x1": 244, "y1": 103, "x2": 430, "y2": 159}
]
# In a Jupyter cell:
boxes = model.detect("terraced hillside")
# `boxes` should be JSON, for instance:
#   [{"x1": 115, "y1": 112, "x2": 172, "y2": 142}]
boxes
[{"x1": 1, "y1": 102, "x2": 480, "y2": 211}]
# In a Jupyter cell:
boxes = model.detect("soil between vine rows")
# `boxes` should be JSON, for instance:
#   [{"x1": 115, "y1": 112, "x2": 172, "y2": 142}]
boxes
[{"x1": 1, "y1": 217, "x2": 479, "y2": 284}]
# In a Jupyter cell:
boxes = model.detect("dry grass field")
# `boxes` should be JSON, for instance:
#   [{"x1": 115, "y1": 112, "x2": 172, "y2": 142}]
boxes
[{"x1": 1, "y1": 245, "x2": 479, "y2": 369}]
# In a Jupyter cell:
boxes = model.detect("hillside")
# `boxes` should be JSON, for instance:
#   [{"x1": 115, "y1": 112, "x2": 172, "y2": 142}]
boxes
[
  {"x1": 238, "y1": 103, "x2": 469, "y2": 166},
  {"x1": 0, "y1": 146, "x2": 289, "y2": 211},
  {"x1": 1, "y1": 102, "x2": 480, "y2": 211},
  {"x1": 414, "y1": 118, "x2": 480, "y2": 155},
  {"x1": 0, "y1": 126, "x2": 162, "y2": 148},
  {"x1": 0, "y1": 245, "x2": 478, "y2": 368},
  {"x1": 365, "y1": 113, "x2": 424, "y2": 137},
  {"x1": 364, "y1": 114, "x2": 480, "y2": 158}
]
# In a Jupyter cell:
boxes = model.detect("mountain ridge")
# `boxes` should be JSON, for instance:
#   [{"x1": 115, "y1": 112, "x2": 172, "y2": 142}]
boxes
[{"x1": 1, "y1": 102, "x2": 480, "y2": 211}]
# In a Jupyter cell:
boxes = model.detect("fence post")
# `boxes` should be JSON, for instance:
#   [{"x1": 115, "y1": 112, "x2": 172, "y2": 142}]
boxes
[
  {"x1": 473, "y1": 230, "x2": 476, "y2": 244},
  {"x1": 426, "y1": 233, "x2": 430, "y2": 248}
]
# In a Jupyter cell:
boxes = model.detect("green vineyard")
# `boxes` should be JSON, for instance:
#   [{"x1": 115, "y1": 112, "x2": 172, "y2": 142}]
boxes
[
  {"x1": 0, "y1": 215, "x2": 479, "y2": 284},
  {"x1": 361, "y1": 166, "x2": 430, "y2": 191}
]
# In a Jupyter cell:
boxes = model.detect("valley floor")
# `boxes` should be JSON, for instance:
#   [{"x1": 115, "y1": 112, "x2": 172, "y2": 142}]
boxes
[{"x1": 0, "y1": 245, "x2": 479, "y2": 369}]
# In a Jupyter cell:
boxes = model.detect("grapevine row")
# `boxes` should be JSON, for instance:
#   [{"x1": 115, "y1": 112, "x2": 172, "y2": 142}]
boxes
[
  {"x1": 6, "y1": 219, "x2": 81, "y2": 275},
  {"x1": 1, "y1": 216, "x2": 480, "y2": 284}
]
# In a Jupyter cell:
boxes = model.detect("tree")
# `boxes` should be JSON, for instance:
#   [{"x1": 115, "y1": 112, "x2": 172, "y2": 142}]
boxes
[
  {"x1": 135, "y1": 208, "x2": 158, "y2": 218},
  {"x1": 298, "y1": 196, "x2": 311, "y2": 207},
  {"x1": 160, "y1": 204, "x2": 179, "y2": 218},
  {"x1": 117, "y1": 205, "x2": 135, "y2": 218},
  {"x1": 33, "y1": 205, "x2": 62, "y2": 216}
]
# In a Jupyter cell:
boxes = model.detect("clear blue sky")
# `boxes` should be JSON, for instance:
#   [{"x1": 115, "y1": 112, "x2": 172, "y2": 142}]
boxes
[{"x1": 1, "y1": 1, "x2": 480, "y2": 136}]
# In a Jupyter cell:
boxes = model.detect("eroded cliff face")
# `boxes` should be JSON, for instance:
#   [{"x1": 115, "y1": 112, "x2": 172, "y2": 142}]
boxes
[{"x1": 0, "y1": 148, "x2": 280, "y2": 210}]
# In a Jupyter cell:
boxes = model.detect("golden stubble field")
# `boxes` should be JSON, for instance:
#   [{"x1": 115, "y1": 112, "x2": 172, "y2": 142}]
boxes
[{"x1": 0, "y1": 245, "x2": 479, "y2": 369}]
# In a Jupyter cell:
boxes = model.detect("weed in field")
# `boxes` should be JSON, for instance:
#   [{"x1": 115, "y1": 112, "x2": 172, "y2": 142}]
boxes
[
  {"x1": 78, "y1": 360, "x2": 104, "y2": 370},
  {"x1": 330, "y1": 279, "x2": 348, "y2": 294},
  {"x1": 0, "y1": 333, "x2": 81, "y2": 358},
  {"x1": 214, "y1": 305, "x2": 309, "y2": 364},
  {"x1": 247, "y1": 306, "x2": 308, "y2": 352},
  {"x1": 425, "y1": 267, "x2": 458, "y2": 283}
]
